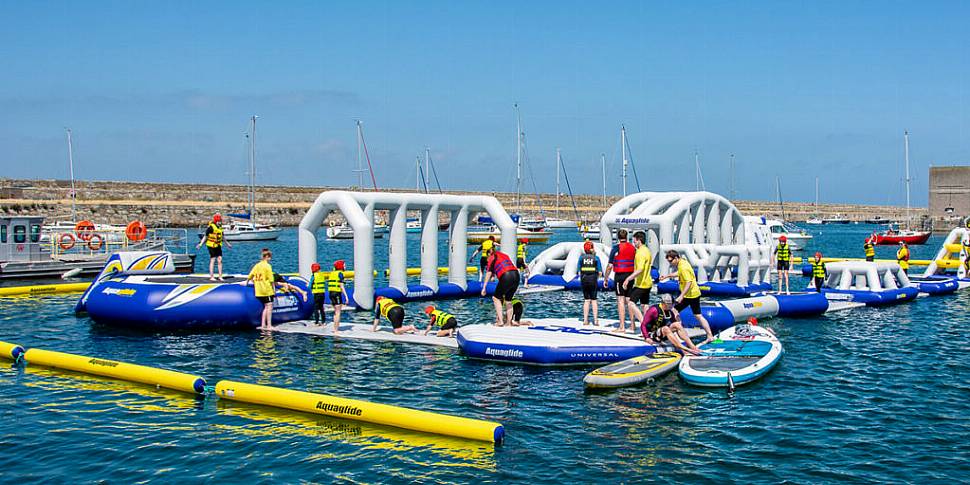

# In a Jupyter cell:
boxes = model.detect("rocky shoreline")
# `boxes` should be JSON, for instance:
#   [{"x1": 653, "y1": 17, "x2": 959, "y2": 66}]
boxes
[{"x1": 0, "y1": 178, "x2": 928, "y2": 229}]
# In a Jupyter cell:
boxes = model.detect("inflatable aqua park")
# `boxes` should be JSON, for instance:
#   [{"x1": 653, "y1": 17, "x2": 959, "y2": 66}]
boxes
[
  {"x1": 76, "y1": 252, "x2": 312, "y2": 330},
  {"x1": 816, "y1": 261, "x2": 919, "y2": 306}
]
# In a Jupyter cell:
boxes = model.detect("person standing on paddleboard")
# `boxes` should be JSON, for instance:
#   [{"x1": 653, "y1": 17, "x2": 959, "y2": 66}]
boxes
[
  {"x1": 578, "y1": 240, "x2": 602, "y2": 326},
  {"x1": 659, "y1": 250, "x2": 714, "y2": 344},
  {"x1": 640, "y1": 294, "x2": 701, "y2": 356},
  {"x1": 481, "y1": 249, "x2": 520, "y2": 327},
  {"x1": 603, "y1": 229, "x2": 637, "y2": 333}
]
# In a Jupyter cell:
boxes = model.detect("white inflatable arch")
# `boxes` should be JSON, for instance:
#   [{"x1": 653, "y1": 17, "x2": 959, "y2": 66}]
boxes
[
  {"x1": 596, "y1": 191, "x2": 770, "y2": 286},
  {"x1": 823, "y1": 261, "x2": 911, "y2": 290},
  {"x1": 298, "y1": 191, "x2": 517, "y2": 309}
]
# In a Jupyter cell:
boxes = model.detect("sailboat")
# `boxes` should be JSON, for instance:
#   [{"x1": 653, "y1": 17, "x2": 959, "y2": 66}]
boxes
[
  {"x1": 222, "y1": 116, "x2": 281, "y2": 241},
  {"x1": 871, "y1": 131, "x2": 931, "y2": 245},
  {"x1": 327, "y1": 120, "x2": 386, "y2": 240},
  {"x1": 766, "y1": 177, "x2": 813, "y2": 250},
  {"x1": 545, "y1": 148, "x2": 579, "y2": 229},
  {"x1": 805, "y1": 177, "x2": 823, "y2": 225},
  {"x1": 467, "y1": 105, "x2": 551, "y2": 243}
]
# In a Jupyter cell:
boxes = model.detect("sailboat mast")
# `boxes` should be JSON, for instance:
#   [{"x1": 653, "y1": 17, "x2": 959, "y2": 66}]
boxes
[
  {"x1": 515, "y1": 104, "x2": 522, "y2": 211},
  {"x1": 424, "y1": 146, "x2": 430, "y2": 193},
  {"x1": 355, "y1": 120, "x2": 364, "y2": 189},
  {"x1": 601, "y1": 153, "x2": 607, "y2": 207},
  {"x1": 621, "y1": 125, "x2": 628, "y2": 197},
  {"x1": 729, "y1": 154, "x2": 736, "y2": 200},
  {"x1": 814, "y1": 176, "x2": 819, "y2": 210},
  {"x1": 65, "y1": 128, "x2": 77, "y2": 222},
  {"x1": 904, "y1": 130, "x2": 911, "y2": 226},
  {"x1": 249, "y1": 115, "x2": 257, "y2": 219},
  {"x1": 415, "y1": 156, "x2": 421, "y2": 192},
  {"x1": 555, "y1": 148, "x2": 561, "y2": 219}
]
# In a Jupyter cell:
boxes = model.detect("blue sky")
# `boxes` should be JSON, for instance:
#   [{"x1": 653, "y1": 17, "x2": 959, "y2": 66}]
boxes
[{"x1": 2, "y1": 1, "x2": 968, "y2": 206}]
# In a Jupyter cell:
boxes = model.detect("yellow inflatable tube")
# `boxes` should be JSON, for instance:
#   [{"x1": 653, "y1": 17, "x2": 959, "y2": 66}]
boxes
[
  {"x1": 215, "y1": 380, "x2": 504, "y2": 444},
  {"x1": 24, "y1": 349, "x2": 206, "y2": 394},
  {"x1": 0, "y1": 341, "x2": 25, "y2": 361},
  {"x1": 0, "y1": 282, "x2": 91, "y2": 297},
  {"x1": 383, "y1": 266, "x2": 480, "y2": 277}
]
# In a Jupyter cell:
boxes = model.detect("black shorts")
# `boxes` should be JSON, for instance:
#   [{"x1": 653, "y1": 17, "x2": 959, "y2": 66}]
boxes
[
  {"x1": 479, "y1": 257, "x2": 488, "y2": 271},
  {"x1": 512, "y1": 301, "x2": 524, "y2": 322},
  {"x1": 865, "y1": 256, "x2": 875, "y2": 262},
  {"x1": 312, "y1": 293, "x2": 326, "y2": 308},
  {"x1": 614, "y1": 272, "x2": 633, "y2": 297},
  {"x1": 257, "y1": 295, "x2": 274, "y2": 304},
  {"x1": 581, "y1": 279, "x2": 598, "y2": 300},
  {"x1": 439, "y1": 317, "x2": 457, "y2": 331},
  {"x1": 207, "y1": 246, "x2": 223, "y2": 258},
  {"x1": 516, "y1": 258, "x2": 527, "y2": 270},
  {"x1": 675, "y1": 296, "x2": 702, "y2": 314},
  {"x1": 494, "y1": 271, "x2": 519, "y2": 301},
  {"x1": 777, "y1": 260, "x2": 790, "y2": 271},
  {"x1": 629, "y1": 287, "x2": 651, "y2": 305},
  {"x1": 386, "y1": 306, "x2": 405, "y2": 329},
  {"x1": 329, "y1": 292, "x2": 343, "y2": 306}
]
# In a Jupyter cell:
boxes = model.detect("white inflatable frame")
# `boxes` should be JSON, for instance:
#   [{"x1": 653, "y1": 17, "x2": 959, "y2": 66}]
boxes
[
  {"x1": 592, "y1": 191, "x2": 771, "y2": 286},
  {"x1": 823, "y1": 261, "x2": 912, "y2": 291},
  {"x1": 298, "y1": 191, "x2": 517, "y2": 309}
]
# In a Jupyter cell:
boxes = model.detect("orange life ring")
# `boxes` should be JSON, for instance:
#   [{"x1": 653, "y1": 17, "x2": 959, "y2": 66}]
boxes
[
  {"x1": 126, "y1": 220, "x2": 147, "y2": 241},
  {"x1": 87, "y1": 234, "x2": 104, "y2": 250},
  {"x1": 58, "y1": 233, "x2": 76, "y2": 251},
  {"x1": 75, "y1": 220, "x2": 96, "y2": 241}
]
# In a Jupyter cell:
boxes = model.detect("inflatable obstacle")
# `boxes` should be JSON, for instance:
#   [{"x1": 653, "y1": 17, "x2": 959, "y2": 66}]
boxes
[
  {"x1": 23, "y1": 348, "x2": 206, "y2": 394},
  {"x1": 76, "y1": 252, "x2": 313, "y2": 331},
  {"x1": 817, "y1": 261, "x2": 919, "y2": 306},
  {"x1": 0, "y1": 282, "x2": 91, "y2": 298},
  {"x1": 214, "y1": 380, "x2": 504, "y2": 444}
]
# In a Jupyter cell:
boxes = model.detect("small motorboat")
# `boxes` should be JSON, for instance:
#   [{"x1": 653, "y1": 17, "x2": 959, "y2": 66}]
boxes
[
  {"x1": 326, "y1": 223, "x2": 385, "y2": 240},
  {"x1": 765, "y1": 219, "x2": 813, "y2": 250}
]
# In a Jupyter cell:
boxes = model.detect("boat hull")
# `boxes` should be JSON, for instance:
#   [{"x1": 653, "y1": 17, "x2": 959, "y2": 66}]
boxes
[{"x1": 872, "y1": 231, "x2": 931, "y2": 245}]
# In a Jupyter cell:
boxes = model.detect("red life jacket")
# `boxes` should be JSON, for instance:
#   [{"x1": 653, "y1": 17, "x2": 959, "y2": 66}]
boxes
[
  {"x1": 488, "y1": 251, "x2": 516, "y2": 278},
  {"x1": 613, "y1": 242, "x2": 636, "y2": 273}
]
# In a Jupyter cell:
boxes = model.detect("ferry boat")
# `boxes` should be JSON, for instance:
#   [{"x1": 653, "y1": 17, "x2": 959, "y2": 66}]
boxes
[{"x1": 0, "y1": 215, "x2": 194, "y2": 279}]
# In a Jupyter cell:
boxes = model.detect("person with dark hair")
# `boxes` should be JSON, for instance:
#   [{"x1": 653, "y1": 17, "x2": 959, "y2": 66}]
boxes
[
  {"x1": 603, "y1": 228, "x2": 636, "y2": 333},
  {"x1": 577, "y1": 240, "x2": 602, "y2": 326},
  {"x1": 481, "y1": 248, "x2": 520, "y2": 326},
  {"x1": 623, "y1": 231, "x2": 653, "y2": 325},
  {"x1": 659, "y1": 250, "x2": 714, "y2": 344}
]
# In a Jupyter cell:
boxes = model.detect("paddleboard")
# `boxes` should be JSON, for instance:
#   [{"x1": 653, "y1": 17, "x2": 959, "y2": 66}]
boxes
[
  {"x1": 273, "y1": 321, "x2": 459, "y2": 348},
  {"x1": 678, "y1": 324, "x2": 783, "y2": 387},
  {"x1": 584, "y1": 352, "x2": 682, "y2": 389},
  {"x1": 517, "y1": 285, "x2": 565, "y2": 295}
]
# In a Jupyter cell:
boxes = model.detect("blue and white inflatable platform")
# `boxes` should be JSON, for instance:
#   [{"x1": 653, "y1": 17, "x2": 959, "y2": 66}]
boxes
[
  {"x1": 817, "y1": 261, "x2": 919, "y2": 306},
  {"x1": 76, "y1": 251, "x2": 313, "y2": 331}
]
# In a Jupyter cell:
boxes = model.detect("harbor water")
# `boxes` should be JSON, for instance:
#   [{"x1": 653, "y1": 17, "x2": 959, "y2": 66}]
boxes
[{"x1": 0, "y1": 225, "x2": 967, "y2": 483}]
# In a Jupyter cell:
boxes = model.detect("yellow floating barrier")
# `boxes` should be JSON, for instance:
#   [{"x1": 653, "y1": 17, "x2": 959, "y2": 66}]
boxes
[
  {"x1": 0, "y1": 341, "x2": 25, "y2": 361},
  {"x1": 214, "y1": 380, "x2": 504, "y2": 444},
  {"x1": 23, "y1": 349, "x2": 206, "y2": 394},
  {"x1": 0, "y1": 282, "x2": 91, "y2": 297},
  {"x1": 791, "y1": 257, "x2": 931, "y2": 266},
  {"x1": 383, "y1": 266, "x2": 480, "y2": 277}
]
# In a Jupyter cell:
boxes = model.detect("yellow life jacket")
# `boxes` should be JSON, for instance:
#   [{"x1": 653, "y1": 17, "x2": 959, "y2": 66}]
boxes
[
  {"x1": 517, "y1": 243, "x2": 526, "y2": 259},
  {"x1": 377, "y1": 298, "x2": 401, "y2": 318},
  {"x1": 864, "y1": 243, "x2": 875, "y2": 257},
  {"x1": 205, "y1": 222, "x2": 223, "y2": 248},
  {"x1": 811, "y1": 260, "x2": 826, "y2": 279},
  {"x1": 776, "y1": 243, "x2": 791, "y2": 262},
  {"x1": 430, "y1": 309, "x2": 454, "y2": 327},
  {"x1": 311, "y1": 271, "x2": 327, "y2": 294},
  {"x1": 897, "y1": 247, "x2": 910, "y2": 269},
  {"x1": 327, "y1": 270, "x2": 344, "y2": 292}
]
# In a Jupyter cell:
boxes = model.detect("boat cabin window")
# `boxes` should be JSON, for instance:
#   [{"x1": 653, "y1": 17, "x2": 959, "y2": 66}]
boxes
[
  {"x1": 13, "y1": 225, "x2": 26, "y2": 243},
  {"x1": 769, "y1": 225, "x2": 785, "y2": 234},
  {"x1": 30, "y1": 224, "x2": 41, "y2": 243},
  {"x1": 0, "y1": 225, "x2": 6, "y2": 243}
]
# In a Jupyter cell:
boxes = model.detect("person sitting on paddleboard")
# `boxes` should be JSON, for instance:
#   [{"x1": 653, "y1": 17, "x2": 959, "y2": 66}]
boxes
[
  {"x1": 372, "y1": 296, "x2": 417, "y2": 334},
  {"x1": 423, "y1": 305, "x2": 458, "y2": 337},
  {"x1": 640, "y1": 294, "x2": 701, "y2": 356}
]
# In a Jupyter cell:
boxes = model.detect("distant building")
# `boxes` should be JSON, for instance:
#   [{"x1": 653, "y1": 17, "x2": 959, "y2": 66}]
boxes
[{"x1": 928, "y1": 165, "x2": 970, "y2": 226}]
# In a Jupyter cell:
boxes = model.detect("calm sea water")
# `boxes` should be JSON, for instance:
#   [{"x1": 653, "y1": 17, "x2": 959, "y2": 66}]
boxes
[{"x1": 0, "y1": 224, "x2": 967, "y2": 483}]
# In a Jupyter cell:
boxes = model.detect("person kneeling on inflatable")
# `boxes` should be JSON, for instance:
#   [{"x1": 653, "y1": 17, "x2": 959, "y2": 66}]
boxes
[
  {"x1": 372, "y1": 296, "x2": 416, "y2": 334},
  {"x1": 424, "y1": 305, "x2": 458, "y2": 337},
  {"x1": 640, "y1": 294, "x2": 701, "y2": 356}
]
